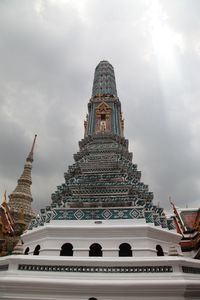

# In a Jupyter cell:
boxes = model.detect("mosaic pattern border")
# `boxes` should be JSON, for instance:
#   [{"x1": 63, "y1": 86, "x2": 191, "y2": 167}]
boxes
[
  {"x1": 30, "y1": 206, "x2": 175, "y2": 231},
  {"x1": 182, "y1": 266, "x2": 200, "y2": 274},
  {"x1": 51, "y1": 207, "x2": 144, "y2": 221},
  {"x1": 18, "y1": 264, "x2": 173, "y2": 273}
]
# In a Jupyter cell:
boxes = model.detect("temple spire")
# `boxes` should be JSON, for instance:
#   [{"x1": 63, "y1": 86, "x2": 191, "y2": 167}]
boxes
[
  {"x1": 92, "y1": 60, "x2": 117, "y2": 97},
  {"x1": 27, "y1": 134, "x2": 37, "y2": 163},
  {"x1": 86, "y1": 61, "x2": 123, "y2": 137},
  {"x1": 8, "y1": 135, "x2": 37, "y2": 225}
]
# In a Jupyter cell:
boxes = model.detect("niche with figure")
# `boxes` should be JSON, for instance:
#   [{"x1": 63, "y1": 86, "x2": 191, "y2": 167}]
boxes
[{"x1": 95, "y1": 102, "x2": 112, "y2": 133}]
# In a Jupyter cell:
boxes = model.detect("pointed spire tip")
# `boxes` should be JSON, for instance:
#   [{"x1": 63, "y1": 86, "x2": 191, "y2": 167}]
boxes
[{"x1": 27, "y1": 134, "x2": 37, "y2": 162}]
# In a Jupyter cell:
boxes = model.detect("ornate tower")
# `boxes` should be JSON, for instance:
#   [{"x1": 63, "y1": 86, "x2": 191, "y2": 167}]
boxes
[
  {"x1": 2, "y1": 61, "x2": 199, "y2": 300},
  {"x1": 9, "y1": 135, "x2": 37, "y2": 225},
  {"x1": 85, "y1": 60, "x2": 124, "y2": 137},
  {"x1": 43, "y1": 60, "x2": 167, "y2": 224},
  {"x1": 29, "y1": 60, "x2": 174, "y2": 227}
]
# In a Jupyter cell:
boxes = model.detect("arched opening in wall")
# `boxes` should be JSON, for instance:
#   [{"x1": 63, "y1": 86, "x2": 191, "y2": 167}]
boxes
[
  {"x1": 60, "y1": 243, "x2": 73, "y2": 256},
  {"x1": 119, "y1": 243, "x2": 132, "y2": 257},
  {"x1": 156, "y1": 245, "x2": 164, "y2": 256},
  {"x1": 89, "y1": 243, "x2": 102, "y2": 257},
  {"x1": 33, "y1": 245, "x2": 40, "y2": 255},
  {"x1": 88, "y1": 298, "x2": 98, "y2": 300},
  {"x1": 24, "y1": 247, "x2": 29, "y2": 255}
]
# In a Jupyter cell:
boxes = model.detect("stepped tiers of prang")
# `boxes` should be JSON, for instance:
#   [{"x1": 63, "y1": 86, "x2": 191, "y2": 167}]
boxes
[
  {"x1": 1, "y1": 61, "x2": 199, "y2": 300},
  {"x1": 29, "y1": 60, "x2": 174, "y2": 229}
]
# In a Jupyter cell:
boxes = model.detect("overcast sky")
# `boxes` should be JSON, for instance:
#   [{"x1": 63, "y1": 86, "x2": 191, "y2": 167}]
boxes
[{"x1": 0, "y1": 0, "x2": 200, "y2": 213}]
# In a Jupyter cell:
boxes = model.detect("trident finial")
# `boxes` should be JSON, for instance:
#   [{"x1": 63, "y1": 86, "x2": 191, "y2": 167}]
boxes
[{"x1": 27, "y1": 134, "x2": 37, "y2": 162}]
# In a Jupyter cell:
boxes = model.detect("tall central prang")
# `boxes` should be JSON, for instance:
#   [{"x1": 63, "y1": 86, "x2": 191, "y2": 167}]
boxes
[{"x1": 30, "y1": 60, "x2": 173, "y2": 228}]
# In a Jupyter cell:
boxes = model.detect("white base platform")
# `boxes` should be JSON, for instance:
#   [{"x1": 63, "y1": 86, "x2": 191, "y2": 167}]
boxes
[{"x1": 0, "y1": 255, "x2": 199, "y2": 300}]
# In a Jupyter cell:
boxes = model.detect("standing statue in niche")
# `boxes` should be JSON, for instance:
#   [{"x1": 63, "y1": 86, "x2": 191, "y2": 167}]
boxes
[
  {"x1": 95, "y1": 102, "x2": 111, "y2": 134},
  {"x1": 100, "y1": 120, "x2": 106, "y2": 132}
]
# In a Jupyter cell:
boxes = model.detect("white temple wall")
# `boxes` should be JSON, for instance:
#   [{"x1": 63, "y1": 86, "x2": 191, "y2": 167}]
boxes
[{"x1": 22, "y1": 224, "x2": 182, "y2": 257}]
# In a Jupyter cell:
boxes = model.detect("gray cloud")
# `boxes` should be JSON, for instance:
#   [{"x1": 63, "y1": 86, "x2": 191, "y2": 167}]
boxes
[{"x1": 0, "y1": 0, "x2": 199, "y2": 212}]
